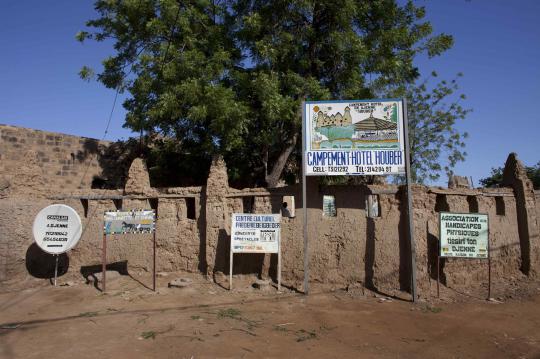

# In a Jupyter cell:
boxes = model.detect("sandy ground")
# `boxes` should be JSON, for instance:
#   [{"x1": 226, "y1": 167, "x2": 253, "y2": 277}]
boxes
[{"x1": 1, "y1": 273, "x2": 540, "y2": 359}]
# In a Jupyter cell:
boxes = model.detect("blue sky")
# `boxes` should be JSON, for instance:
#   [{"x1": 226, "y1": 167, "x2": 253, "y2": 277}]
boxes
[{"x1": 1, "y1": 0, "x2": 539, "y2": 185}]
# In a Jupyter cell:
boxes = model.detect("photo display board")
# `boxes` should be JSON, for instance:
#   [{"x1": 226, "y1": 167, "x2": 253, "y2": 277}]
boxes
[
  {"x1": 33, "y1": 204, "x2": 82, "y2": 254},
  {"x1": 304, "y1": 99, "x2": 406, "y2": 176},
  {"x1": 104, "y1": 210, "x2": 155, "y2": 234},
  {"x1": 231, "y1": 213, "x2": 281, "y2": 253},
  {"x1": 439, "y1": 212, "x2": 489, "y2": 258}
]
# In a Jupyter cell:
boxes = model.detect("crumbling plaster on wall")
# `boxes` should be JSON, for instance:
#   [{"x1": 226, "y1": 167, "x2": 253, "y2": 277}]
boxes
[{"x1": 1, "y1": 126, "x2": 538, "y2": 298}]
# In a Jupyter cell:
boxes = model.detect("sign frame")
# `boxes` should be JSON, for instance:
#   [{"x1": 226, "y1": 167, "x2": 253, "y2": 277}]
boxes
[
  {"x1": 301, "y1": 98, "x2": 417, "y2": 301},
  {"x1": 229, "y1": 213, "x2": 282, "y2": 291},
  {"x1": 102, "y1": 209, "x2": 157, "y2": 292},
  {"x1": 436, "y1": 211, "x2": 491, "y2": 299},
  {"x1": 304, "y1": 99, "x2": 406, "y2": 176}
]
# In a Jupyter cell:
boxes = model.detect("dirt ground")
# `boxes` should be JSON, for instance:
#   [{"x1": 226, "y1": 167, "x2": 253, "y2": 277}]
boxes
[{"x1": 1, "y1": 273, "x2": 540, "y2": 359}]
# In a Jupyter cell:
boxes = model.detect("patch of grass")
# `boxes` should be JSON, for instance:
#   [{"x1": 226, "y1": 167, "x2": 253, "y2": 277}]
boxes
[
  {"x1": 137, "y1": 315, "x2": 149, "y2": 325},
  {"x1": 296, "y1": 329, "x2": 317, "y2": 342},
  {"x1": 273, "y1": 325, "x2": 288, "y2": 332},
  {"x1": 216, "y1": 308, "x2": 261, "y2": 332},
  {"x1": 422, "y1": 305, "x2": 443, "y2": 313},
  {"x1": 319, "y1": 324, "x2": 337, "y2": 332},
  {"x1": 217, "y1": 308, "x2": 241, "y2": 319},
  {"x1": 79, "y1": 311, "x2": 98, "y2": 318},
  {"x1": 141, "y1": 331, "x2": 156, "y2": 340},
  {"x1": 191, "y1": 315, "x2": 201, "y2": 320}
]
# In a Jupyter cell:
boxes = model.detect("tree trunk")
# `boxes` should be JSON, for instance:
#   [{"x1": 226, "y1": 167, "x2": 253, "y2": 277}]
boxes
[{"x1": 265, "y1": 133, "x2": 298, "y2": 188}]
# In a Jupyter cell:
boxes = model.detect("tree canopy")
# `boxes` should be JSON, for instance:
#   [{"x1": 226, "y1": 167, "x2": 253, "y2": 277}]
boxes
[
  {"x1": 78, "y1": 0, "x2": 457, "y2": 187},
  {"x1": 396, "y1": 72, "x2": 470, "y2": 183},
  {"x1": 480, "y1": 162, "x2": 540, "y2": 189}
]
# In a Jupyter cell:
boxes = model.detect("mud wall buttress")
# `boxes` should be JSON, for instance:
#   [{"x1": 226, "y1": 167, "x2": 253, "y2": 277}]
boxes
[
  {"x1": 1, "y1": 126, "x2": 539, "y2": 297},
  {"x1": 502, "y1": 153, "x2": 540, "y2": 276}
]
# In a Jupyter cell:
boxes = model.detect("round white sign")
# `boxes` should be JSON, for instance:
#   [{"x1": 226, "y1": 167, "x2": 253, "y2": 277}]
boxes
[{"x1": 33, "y1": 204, "x2": 82, "y2": 254}]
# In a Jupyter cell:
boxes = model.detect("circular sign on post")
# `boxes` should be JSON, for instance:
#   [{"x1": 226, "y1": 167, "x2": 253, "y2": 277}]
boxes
[{"x1": 33, "y1": 204, "x2": 82, "y2": 254}]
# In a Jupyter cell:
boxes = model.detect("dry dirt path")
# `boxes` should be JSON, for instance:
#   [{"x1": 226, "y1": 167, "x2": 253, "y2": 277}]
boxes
[{"x1": 1, "y1": 274, "x2": 539, "y2": 359}]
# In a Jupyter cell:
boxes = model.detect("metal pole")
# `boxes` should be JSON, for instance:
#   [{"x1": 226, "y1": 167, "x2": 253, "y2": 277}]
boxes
[
  {"x1": 402, "y1": 98, "x2": 417, "y2": 302},
  {"x1": 153, "y1": 230, "x2": 156, "y2": 292},
  {"x1": 488, "y1": 254, "x2": 491, "y2": 300},
  {"x1": 302, "y1": 101, "x2": 309, "y2": 295},
  {"x1": 278, "y1": 238, "x2": 282, "y2": 292},
  {"x1": 229, "y1": 250, "x2": 233, "y2": 290},
  {"x1": 487, "y1": 224, "x2": 491, "y2": 300},
  {"x1": 102, "y1": 232, "x2": 107, "y2": 292},
  {"x1": 54, "y1": 255, "x2": 59, "y2": 287},
  {"x1": 437, "y1": 255, "x2": 440, "y2": 298}
]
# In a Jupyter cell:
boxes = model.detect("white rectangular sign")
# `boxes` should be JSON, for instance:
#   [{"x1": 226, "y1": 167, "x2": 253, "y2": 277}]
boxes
[
  {"x1": 231, "y1": 213, "x2": 281, "y2": 253},
  {"x1": 440, "y1": 212, "x2": 489, "y2": 259},
  {"x1": 304, "y1": 99, "x2": 406, "y2": 176}
]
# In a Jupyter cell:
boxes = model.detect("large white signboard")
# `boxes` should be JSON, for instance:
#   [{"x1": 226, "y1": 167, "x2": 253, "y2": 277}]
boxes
[
  {"x1": 304, "y1": 99, "x2": 406, "y2": 176},
  {"x1": 231, "y1": 213, "x2": 281, "y2": 253},
  {"x1": 33, "y1": 204, "x2": 82, "y2": 254},
  {"x1": 440, "y1": 212, "x2": 489, "y2": 259}
]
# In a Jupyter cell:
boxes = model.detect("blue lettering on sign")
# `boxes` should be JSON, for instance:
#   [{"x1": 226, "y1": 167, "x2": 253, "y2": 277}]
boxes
[
  {"x1": 307, "y1": 151, "x2": 350, "y2": 166},
  {"x1": 308, "y1": 150, "x2": 403, "y2": 166},
  {"x1": 374, "y1": 150, "x2": 402, "y2": 165}
]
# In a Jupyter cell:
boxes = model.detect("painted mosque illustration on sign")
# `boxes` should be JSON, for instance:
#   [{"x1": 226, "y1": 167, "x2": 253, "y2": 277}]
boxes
[{"x1": 310, "y1": 102, "x2": 400, "y2": 150}]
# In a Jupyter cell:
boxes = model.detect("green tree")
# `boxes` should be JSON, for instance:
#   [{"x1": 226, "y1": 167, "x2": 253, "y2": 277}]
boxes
[
  {"x1": 480, "y1": 162, "x2": 540, "y2": 189},
  {"x1": 390, "y1": 72, "x2": 471, "y2": 183},
  {"x1": 79, "y1": 0, "x2": 454, "y2": 187},
  {"x1": 78, "y1": 0, "x2": 249, "y2": 182}
]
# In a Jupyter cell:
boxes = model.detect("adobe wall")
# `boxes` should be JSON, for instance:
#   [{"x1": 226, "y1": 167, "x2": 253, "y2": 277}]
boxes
[
  {"x1": 1, "y1": 127, "x2": 538, "y2": 300},
  {"x1": 0, "y1": 124, "x2": 114, "y2": 193}
]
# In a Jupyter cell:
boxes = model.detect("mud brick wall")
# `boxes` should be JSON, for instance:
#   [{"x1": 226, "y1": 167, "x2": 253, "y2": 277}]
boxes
[
  {"x1": 0, "y1": 124, "x2": 111, "y2": 192},
  {"x1": 1, "y1": 125, "x2": 539, "y2": 300}
]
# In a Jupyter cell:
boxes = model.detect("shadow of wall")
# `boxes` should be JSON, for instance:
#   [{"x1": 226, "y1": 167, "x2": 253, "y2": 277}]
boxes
[{"x1": 80, "y1": 138, "x2": 140, "y2": 190}]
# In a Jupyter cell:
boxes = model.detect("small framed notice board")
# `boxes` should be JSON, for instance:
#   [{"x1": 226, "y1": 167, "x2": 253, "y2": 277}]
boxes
[
  {"x1": 230, "y1": 213, "x2": 281, "y2": 291},
  {"x1": 438, "y1": 212, "x2": 490, "y2": 298}
]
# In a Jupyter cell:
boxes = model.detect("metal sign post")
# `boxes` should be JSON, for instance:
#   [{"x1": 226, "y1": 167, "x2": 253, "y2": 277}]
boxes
[
  {"x1": 302, "y1": 99, "x2": 413, "y2": 298},
  {"x1": 229, "y1": 251, "x2": 282, "y2": 291},
  {"x1": 301, "y1": 100, "x2": 309, "y2": 295},
  {"x1": 229, "y1": 248, "x2": 233, "y2": 290},
  {"x1": 437, "y1": 212, "x2": 490, "y2": 299},
  {"x1": 102, "y1": 232, "x2": 107, "y2": 292},
  {"x1": 102, "y1": 209, "x2": 156, "y2": 293},
  {"x1": 153, "y1": 230, "x2": 157, "y2": 292},
  {"x1": 437, "y1": 251, "x2": 440, "y2": 298},
  {"x1": 402, "y1": 98, "x2": 417, "y2": 302},
  {"x1": 229, "y1": 213, "x2": 281, "y2": 291},
  {"x1": 487, "y1": 226, "x2": 491, "y2": 300},
  {"x1": 33, "y1": 204, "x2": 83, "y2": 286},
  {"x1": 278, "y1": 238, "x2": 282, "y2": 292},
  {"x1": 53, "y1": 255, "x2": 59, "y2": 287}
]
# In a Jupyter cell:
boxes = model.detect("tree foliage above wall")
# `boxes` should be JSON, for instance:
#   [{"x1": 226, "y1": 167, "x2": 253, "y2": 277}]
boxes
[
  {"x1": 78, "y1": 0, "x2": 462, "y2": 187},
  {"x1": 480, "y1": 162, "x2": 540, "y2": 189}
]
